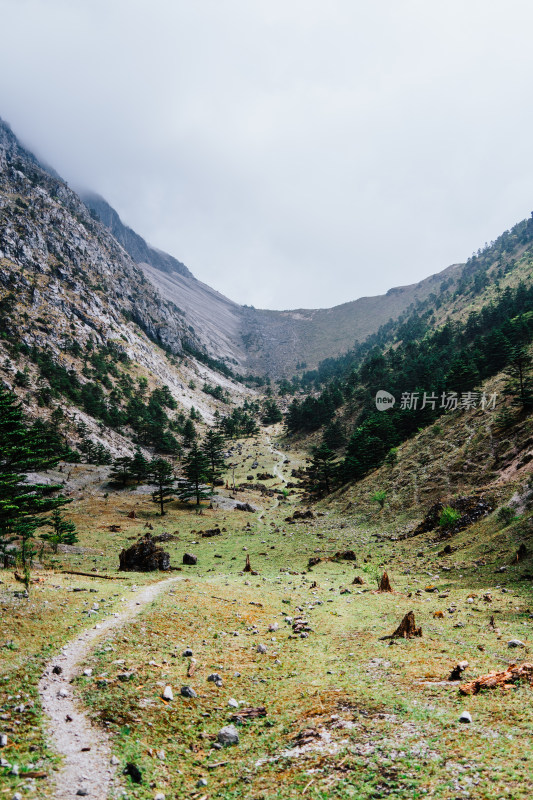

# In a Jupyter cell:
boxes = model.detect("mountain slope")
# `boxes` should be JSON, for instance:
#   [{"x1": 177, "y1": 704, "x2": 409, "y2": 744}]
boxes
[
  {"x1": 0, "y1": 117, "x2": 251, "y2": 457},
  {"x1": 83, "y1": 187, "x2": 466, "y2": 378}
]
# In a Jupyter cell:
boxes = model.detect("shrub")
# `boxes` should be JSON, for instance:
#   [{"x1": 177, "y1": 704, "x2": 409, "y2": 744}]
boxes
[
  {"x1": 439, "y1": 505, "x2": 461, "y2": 527},
  {"x1": 496, "y1": 506, "x2": 517, "y2": 526},
  {"x1": 372, "y1": 490, "x2": 387, "y2": 509}
]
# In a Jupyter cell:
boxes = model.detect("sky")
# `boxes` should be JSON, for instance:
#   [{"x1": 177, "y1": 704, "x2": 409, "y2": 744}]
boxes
[{"x1": 1, "y1": 0, "x2": 533, "y2": 310}]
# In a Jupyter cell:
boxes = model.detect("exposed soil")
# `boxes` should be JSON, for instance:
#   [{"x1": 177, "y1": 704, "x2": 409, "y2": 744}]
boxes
[{"x1": 38, "y1": 577, "x2": 180, "y2": 799}]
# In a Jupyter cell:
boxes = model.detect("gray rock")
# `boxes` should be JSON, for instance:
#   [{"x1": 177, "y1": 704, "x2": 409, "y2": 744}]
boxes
[
  {"x1": 256, "y1": 644, "x2": 267, "y2": 654},
  {"x1": 217, "y1": 724, "x2": 239, "y2": 746},
  {"x1": 182, "y1": 553, "x2": 198, "y2": 565},
  {"x1": 508, "y1": 639, "x2": 526, "y2": 648},
  {"x1": 0, "y1": 734, "x2": 7, "y2": 747},
  {"x1": 207, "y1": 673, "x2": 222, "y2": 683},
  {"x1": 162, "y1": 686, "x2": 173, "y2": 701},
  {"x1": 180, "y1": 685, "x2": 197, "y2": 698},
  {"x1": 459, "y1": 711, "x2": 472, "y2": 724},
  {"x1": 182, "y1": 648, "x2": 193, "y2": 657},
  {"x1": 154, "y1": 794, "x2": 166, "y2": 800},
  {"x1": 228, "y1": 698, "x2": 239, "y2": 708},
  {"x1": 196, "y1": 778, "x2": 208, "y2": 787},
  {"x1": 110, "y1": 755, "x2": 120, "y2": 765}
]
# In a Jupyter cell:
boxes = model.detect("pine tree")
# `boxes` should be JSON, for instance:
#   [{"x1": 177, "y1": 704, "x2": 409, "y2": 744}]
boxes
[
  {"x1": 178, "y1": 443, "x2": 210, "y2": 506},
  {"x1": 201, "y1": 429, "x2": 226, "y2": 488},
  {"x1": 110, "y1": 455, "x2": 134, "y2": 487},
  {"x1": 149, "y1": 458, "x2": 175, "y2": 516},
  {"x1": 303, "y1": 443, "x2": 337, "y2": 498},
  {"x1": 40, "y1": 508, "x2": 78, "y2": 553},
  {"x1": 130, "y1": 447, "x2": 149, "y2": 484},
  {"x1": 262, "y1": 399, "x2": 282, "y2": 425},
  {"x1": 182, "y1": 418, "x2": 197, "y2": 448},
  {"x1": 504, "y1": 346, "x2": 533, "y2": 410},
  {"x1": 0, "y1": 387, "x2": 68, "y2": 569}
]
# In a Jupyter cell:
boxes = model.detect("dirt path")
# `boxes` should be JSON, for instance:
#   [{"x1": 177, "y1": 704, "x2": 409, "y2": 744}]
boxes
[{"x1": 39, "y1": 577, "x2": 180, "y2": 800}]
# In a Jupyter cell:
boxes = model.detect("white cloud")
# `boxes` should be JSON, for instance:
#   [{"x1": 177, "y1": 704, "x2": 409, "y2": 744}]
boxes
[{"x1": 1, "y1": 0, "x2": 532, "y2": 308}]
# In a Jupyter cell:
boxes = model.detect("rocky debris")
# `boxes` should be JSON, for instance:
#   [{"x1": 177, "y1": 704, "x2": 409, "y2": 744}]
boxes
[
  {"x1": 119, "y1": 534, "x2": 170, "y2": 572},
  {"x1": 286, "y1": 509, "x2": 315, "y2": 522},
  {"x1": 153, "y1": 532, "x2": 177, "y2": 542},
  {"x1": 460, "y1": 663, "x2": 533, "y2": 695},
  {"x1": 162, "y1": 686, "x2": 173, "y2": 701},
  {"x1": 308, "y1": 556, "x2": 322, "y2": 569},
  {"x1": 410, "y1": 494, "x2": 494, "y2": 537},
  {"x1": 292, "y1": 617, "x2": 312, "y2": 637},
  {"x1": 334, "y1": 550, "x2": 357, "y2": 561},
  {"x1": 200, "y1": 528, "x2": 222, "y2": 538},
  {"x1": 182, "y1": 553, "x2": 198, "y2": 565},
  {"x1": 235, "y1": 503, "x2": 255, "y2": 513},
  {"x1": 207, "y1": 673, "x2": 222, "y2": 684},
  {"x1": 449, "y1": 662, "x2": 469, "y2": 681},
  {"x1": 180, "y1": 686, "x2": 197, "y2": 698},
  {"x1": 217, "y1": 725, "x2": 239, "y2": 746},
  {"x1": 459, "y1": 711, "x2": 472, "y2": 724},
  {"x1": 256, "y1": 644, "x2": 268, "y2": 654},
  {"x1": 352, "y1": 576, "x2": 365, "y2": 585},
  {"x1": 381, "y1": 611, "x2": 422, "y2": 640},
  {"x1": 123, "y1": 762, "x2": 142, "y2": 783},
  {"x1": 257, "y1": 472, "x2": 275, "y2": 480},
  {"x1": 378, "y1": 571, "x2": 392, "y2": 592},
  {"x1": 508, "y1": 639, "x2": 526, "y2": 648}
]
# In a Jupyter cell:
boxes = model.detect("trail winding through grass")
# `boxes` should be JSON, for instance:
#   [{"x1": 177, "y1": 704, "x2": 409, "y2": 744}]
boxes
[{"x1": 39, "y1": 577, "x2": 180, "y2": 800}]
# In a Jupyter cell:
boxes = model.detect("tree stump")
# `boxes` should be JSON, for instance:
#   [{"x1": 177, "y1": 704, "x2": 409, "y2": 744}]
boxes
[
  {"x1": 449, "y1": 661, "x2": 469, "y2": 681},
  {"x1": 243, "y1": 554, "x2": 258, "y2": 575},
  {"x1": 515, "y1": 543, "x2": 528, "y2": 562},
  {"x1": 378, "y1": 571, "x2": 393, "y2": 592},
  {"x1": 381, "y1": 611, "x2": 422, "y2": 640}
]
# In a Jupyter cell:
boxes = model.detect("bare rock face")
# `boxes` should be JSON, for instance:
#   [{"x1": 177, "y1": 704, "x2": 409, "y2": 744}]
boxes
[{"x1": 119, "y1": 534, "x2": 170, "y2": 572}]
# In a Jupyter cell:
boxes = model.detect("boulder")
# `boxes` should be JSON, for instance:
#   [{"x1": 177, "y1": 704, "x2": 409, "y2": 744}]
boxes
[
  {"x1": 183, "y1": 553, "x2": 198, "y2": 565},
  {"x1": 118, "y1": 534, "x2": 170, "y2": 572}
]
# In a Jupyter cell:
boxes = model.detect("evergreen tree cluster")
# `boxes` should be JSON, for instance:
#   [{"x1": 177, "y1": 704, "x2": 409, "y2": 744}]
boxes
[
  {"x1": 0, "y1": 386, "x2": 71, "y2": 570},
  {"x1": 291, "y1": 281, "x2": 533, "y2": 492}
]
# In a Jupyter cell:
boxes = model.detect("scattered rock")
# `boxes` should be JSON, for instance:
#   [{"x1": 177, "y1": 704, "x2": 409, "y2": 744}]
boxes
[
  {"x1": 182, "y1": 648, "x2": 193, "y2": 657},
  {"x1": 508, "y1": 639, "x2": 526, "y2": 648},
  {"x1": 256, "y1": 644, "x2": 267, "y2": 653},
  {"x1": 459, "y1": 711, "x2": 472, "y2": 724},
  {"x1": 180, "y1": 686, "x2": 197, "y2": 698},
  {"x1": 235, "y1": 503, "x2": 255, "y2": 513},
  {"x1": 217, "y1": 725, "x2": 239, "y2": 746},
  {"x1": 110, "y1": 755, "x2": 120, "y2": 765},
  {"x1": 182, "y1": 553, "x2": 198, "y2": 566},
  {"x1": 52, "y1": 665, "x2": 62, "y2": 675},
  {"x1": 162, "y1": 686, "x2": 173, "y2": 701}
]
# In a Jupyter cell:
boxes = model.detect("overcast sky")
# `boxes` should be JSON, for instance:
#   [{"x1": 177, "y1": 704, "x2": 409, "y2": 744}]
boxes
[{"x1": 1, "y1": 0, "x2": 533, "y2": 309}]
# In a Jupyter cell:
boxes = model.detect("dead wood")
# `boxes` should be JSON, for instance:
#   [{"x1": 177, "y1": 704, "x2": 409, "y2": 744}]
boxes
[
  {"x1": 460, "y1": 663, "x2": 533, "y2": 695},
  {"x1": 380, "y1": 611, "x2": 422, "y2": 640},
  {"x1": 378, "y1": 571, "x2": 393, "y2": 592},
  {"x1": 449, "y1": 661, "x2": 469, "y2": 681},
  {"x1": 59, "y1": 570, "x2": 128, "y2": 580},
  {"x1": 230, "y1": 706, "x2": 267, "y2": 722}
]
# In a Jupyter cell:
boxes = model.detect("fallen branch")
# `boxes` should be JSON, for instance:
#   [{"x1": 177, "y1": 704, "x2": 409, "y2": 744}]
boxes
[
  {"x1": 59, "y1": 570, "x2": 128, "y2": 580},
  {"x1": 459, "y1": 662, "x2": 533, "y2": 695}
]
